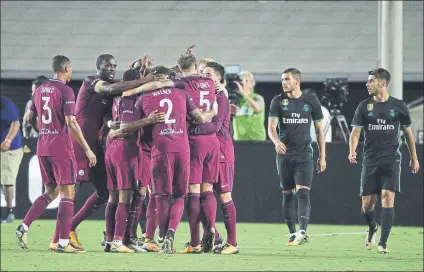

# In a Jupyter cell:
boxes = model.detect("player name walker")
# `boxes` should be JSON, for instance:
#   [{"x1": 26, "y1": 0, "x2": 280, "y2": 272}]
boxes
[
  {"x1": 282, "y1": 113, "x2": 309, "y2": 124},
  {"x1": 152, "y1": 89, "x2": 172, "y2": 97}
]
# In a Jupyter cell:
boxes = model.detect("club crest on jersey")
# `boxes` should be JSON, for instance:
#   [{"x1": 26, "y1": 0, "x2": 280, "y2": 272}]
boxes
[
  {"x1": 367, "y1": 103, "x2": 374, "y2": 111},
  {"x1": 303, "y1": 104, "x2": 309, "y2": 112},
  {"x1": 102, "y1": 99, "x2": 108, "y2": 105},
  {"x1": 281, "y1": 99, "x2": 289, "y2": 110},
  {"x1": 78, "y1": 170, "x2": 84, "y2": 176},
  {"x1": 389, "y1": 109, "x2": 395, "y2": 118}
]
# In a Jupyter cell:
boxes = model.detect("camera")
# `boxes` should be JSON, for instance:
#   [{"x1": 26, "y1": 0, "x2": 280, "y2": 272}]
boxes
[
  {"x1": 225, "y1": 73, "x2": 243, "y2": 106},
  {"x1": 321, "y1": 78, "x2": 349, "y2": 113}
]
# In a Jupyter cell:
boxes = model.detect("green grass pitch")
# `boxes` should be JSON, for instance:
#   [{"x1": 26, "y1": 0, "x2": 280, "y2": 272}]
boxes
[{"x1": 1, "y1": 220, "x2": 422, "y2": 271}]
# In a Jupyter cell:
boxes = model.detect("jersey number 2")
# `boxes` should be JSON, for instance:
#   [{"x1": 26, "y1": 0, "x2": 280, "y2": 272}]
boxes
[
  {"x1": 159, "y1": 98, "x2": 176, "y2": 124},
  {"x1": 41, "y1": 97, "x2": 52, "y2": 124}
]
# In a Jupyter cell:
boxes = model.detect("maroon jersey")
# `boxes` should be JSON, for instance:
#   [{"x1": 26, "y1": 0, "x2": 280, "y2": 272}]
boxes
[
  {"x1": 181, "y1": 75, "x2": 216, "y2": 137},
  {"x1": 30, "y1": 79, "x2": 76, "y2": 157},
  {"x1": 110, "y1": 95, "x2": 140, "y2": 143},
  {"x1": 73, "y1": 75, "x2": 113, "y2": 150},
  {"x1": 135, "y1": 88, "x2": 197, "y2": 157},
  {"x1": 190, "y1": 91, "x2": 234, "y2": 162}
]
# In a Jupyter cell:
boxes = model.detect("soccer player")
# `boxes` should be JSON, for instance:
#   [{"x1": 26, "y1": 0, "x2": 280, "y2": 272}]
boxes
[
  {"x1": 112, "y1": 65, "x2": 217, "y2": 253},
  {"x1": 103, "y1": 71, "x2": 166, "y2": 253},
  {"x1": 177, "y1": 53, "x2": 220, "y2": 253},
  {"x1": 16, "y1": 55, "x2": 97, "y2": 253},
  {"x1": 68, "y1": 54, "x2": 158, "y2": 250},
  {"x1": 189, "y1": 61, "x2": 239, "y2": 254},
  {"x1": 197, "y1": 57, "x2": 215, "y2": 75},
  {"x1": 349, "y1": 68, "x2": 420, "y2": 254},
  {"x1": 268, "y1": 68, "x2": 326, "y2": 246}
]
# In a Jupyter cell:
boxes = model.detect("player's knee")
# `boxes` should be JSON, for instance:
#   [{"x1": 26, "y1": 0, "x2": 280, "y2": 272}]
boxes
[
  {"x1": 200, "y1": 182, "x2": 213, "y2": 193},
  {"x1": 381, "y1": 190, "x2": 395, "y2": 208},
  {"x1": 282, "y1": 190, "x2": 293, "y2": 195},
  {"x1": 119, "y1": 189, "x2": 133, "y2": 204},
  {"x1": 219, "y1": 192, "x2": 232, "y2": 203},
  {"x1": 108, "y1": 191, "x2": 118, "y2": 204},
  {"x1": 296, "y1": 188, "x2": 310, "y2": 200},
  {"x1": 58, "y1": 184, "x2": 75, "y2": 200},
  {"x1": 189, "y1": 184, "x2": 200, "y2": 194},
  {"x1": 44, "y1": 185, "x2": 59, "y2": 200}
]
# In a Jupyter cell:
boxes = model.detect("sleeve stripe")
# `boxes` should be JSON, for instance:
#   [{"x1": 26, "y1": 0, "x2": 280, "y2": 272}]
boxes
[
  {"x1": 313, "y1": 118, "x2": 323, "y2": 122},
  {"x1": 268, "y1": 116, "x2": 279, "y2": 120},
  {"x1": 351, "y1": 125, "x2": 363, "y2": 127}
]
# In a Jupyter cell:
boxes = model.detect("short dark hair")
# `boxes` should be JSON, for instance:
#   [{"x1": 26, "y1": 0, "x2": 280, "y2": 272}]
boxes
[
  {"x1": 122, "y1": 68, "x2": 140, "y2": 81},
  {"x1": 282, "y1": 68, "x2": 302, "y2": 80},
  {"x1": 32, "y1": 75, "x2": 49, "y2": 88},
  {"x1": 96, "y1": 54, "x2": 115, "y2": 69},
  {"x1": 152, "y1": 65, "x2": 177, "y2": 79},
  {"x1": 303, "y1": 88, "x2": 317, "y2": 96},
  {"x1": 368, "y1": 68, "x2": 391, "y2": 85},
  {"x1": 177, "y1": 53, "x2": 197, "y2": 71},
  {"x1": 52, "y1": 55, "x2": 71, "y2": 72},
  {"x1": 205, "y1": 61, "x2": 225, "y2": 84}
]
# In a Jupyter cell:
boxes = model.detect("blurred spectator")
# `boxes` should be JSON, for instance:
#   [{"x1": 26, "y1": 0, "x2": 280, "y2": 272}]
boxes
[
  {"x1": 23, "y1": 76, "x2": 48, "y2": 138},
  {"x1": 232, "y1": 71, "x2": 266, "y2": 141},
  {"x1": 1, "y1": 96, "x2": 24, "y2": 223},
  {"x1": 303, "y1": 88, "x2": 332, "y2": 142},
  {"x1": 408, "y1": 99, "x2": 423, "y2": 144}
]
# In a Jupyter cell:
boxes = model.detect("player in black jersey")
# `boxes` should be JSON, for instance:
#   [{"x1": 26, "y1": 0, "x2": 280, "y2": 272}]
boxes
[
  {"x1": 268, "y1": 68, "x2": 327, "y2": 246},
  {"x1": 349, "y1": 68, "x2": 420, "y2": 254}
]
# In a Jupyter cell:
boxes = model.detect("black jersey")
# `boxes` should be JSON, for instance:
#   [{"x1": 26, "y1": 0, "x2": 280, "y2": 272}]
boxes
[
  {"x1": 269, "y1": 93, "x2": 323, "y2": 157},
  {"x1": 351, "y1": 96, "x2": 411, "y2": 166}
]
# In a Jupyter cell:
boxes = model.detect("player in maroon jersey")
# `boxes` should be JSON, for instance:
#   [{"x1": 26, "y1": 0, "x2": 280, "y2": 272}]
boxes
[
  {"x1": 109, "y1": 65, "x2": 217, "y2": 253},
  {"x1": 16, "y1": 55, "x2": 96, "y2": 253},
  {"x1": 176, "y1": 52, "x2": 220, "y2": 253},
  {"x1": 103, "y1": 74, "x2": 165, "y2": 253},
  {"x1": 192, "y1": 62, "x2": 239, "y2": 254},
  {"x1": 68, "y1": 54, "x2": 167, "y2": 250}
]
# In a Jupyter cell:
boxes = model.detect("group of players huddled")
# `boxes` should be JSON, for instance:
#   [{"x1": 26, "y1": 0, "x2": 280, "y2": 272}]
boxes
[
  {"x1": 15, "y1": 45, "x2": 239, "y2": 254},
  {"x1": 13, "y1": 43, "x2": 421, "y2": 256}
]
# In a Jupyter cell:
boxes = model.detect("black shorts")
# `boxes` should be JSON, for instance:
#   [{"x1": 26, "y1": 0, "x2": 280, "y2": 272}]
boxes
[
  {"x1": 360, "y1": 163, "x2": 401, "y2": 196},
  {"x1": 276, "y1": 155, "x2": 314, "y2": 191}
]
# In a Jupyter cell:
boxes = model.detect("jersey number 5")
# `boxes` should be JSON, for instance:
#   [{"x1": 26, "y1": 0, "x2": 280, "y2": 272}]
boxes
[
  {"x1": 41, "y1": 97, "x2": 52, "y2": 124},
  {"x1": 159, "y1": 98, "x2": 176, "y2": 124},
  {"x1": 200, "y1": 91, "x2": 211, "y2": 111}
]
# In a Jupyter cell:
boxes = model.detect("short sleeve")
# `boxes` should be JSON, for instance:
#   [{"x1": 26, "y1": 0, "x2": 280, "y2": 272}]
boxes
[
  {"x1": 351, "y1": 103, "x2": 364, "y2": 127},
  {"x1": 62, "y1": 87, "x2": 76, "y2": 116},
  {"x1": 399, "y1": 101, "x2": 412, "y2": 127},
  {"x1": 310, "y1": 96, "x2": 324, "y2": 122},
  {"x1": 185, "y1": 92, "x2": 198, "y2": 113},
  {"x1": 268, "y1": 96, "x2": 280, "y2": 119}
]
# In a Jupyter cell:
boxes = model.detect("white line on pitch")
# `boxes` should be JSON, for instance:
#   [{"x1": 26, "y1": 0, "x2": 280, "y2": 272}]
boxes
[{"x1": 287, "y1": 232, "x2": 366, "y2": 237}]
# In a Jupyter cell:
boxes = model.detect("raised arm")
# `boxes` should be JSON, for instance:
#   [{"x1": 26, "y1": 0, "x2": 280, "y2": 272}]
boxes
[
  {"x1": 122, "y1": 80, "x2": 177, "y2": 97},
  {"x1": 94, "y1": 74, "x2": 155, "y2": 96}
]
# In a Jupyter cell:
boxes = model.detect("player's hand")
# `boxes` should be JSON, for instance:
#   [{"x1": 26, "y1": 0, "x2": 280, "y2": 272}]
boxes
[
  {"x1": 23, "y1": 127, "x2": 30, "y2": 139},
  {"x1": 317, "y1": 157, "x2": 327, "y2": 173},
  {"x1": 109, "y1": 121, "x2": 121, "y2": 130},
  {"x1": 153, "y1": 74, "x2": 168, "y2": 81},
  {"x1": 147, "y1": 110, "x2": 166, "y2": 124},
  {"x1": 275, "y1": 141, "x2": 286, "y2": 154},
  {"x1": 348, "y1": 152, "x2": 357, "y2": 164},
  {"x1": 410, "y1": 159, "x2": 420, "y2": 174},
  {"x1": 186, "y1": 45, "x2": 195, "y2": 54},
  {"x1": 1, "y1": 140, "x2": 11, "y2": 152},
  {"x1": 230, "y1": 104, "x2": 239, "y2": 115},
  {"x1": 212, "y1": 101, "x2": 218, "y2": 116},
  {"x1": 85, "y1": 149, "x2": 97, "y2": 167}
]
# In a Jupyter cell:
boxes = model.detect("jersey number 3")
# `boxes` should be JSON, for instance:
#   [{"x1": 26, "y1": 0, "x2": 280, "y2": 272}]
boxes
[
  {"x1": 160, "y1": 98, "x2": 176, "y2": 124},
  {"x1": 41, "y1": 97, "x2": 52, "y2": 124}
]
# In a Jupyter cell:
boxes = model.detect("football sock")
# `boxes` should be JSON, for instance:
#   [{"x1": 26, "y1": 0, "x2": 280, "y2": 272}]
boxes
[
  {"x1": 296, "y1": 189, "x2": 311, "y2": 232},
  {"x1": 380, "y1": 207, "x2": 395, "y2": 245},
  {"x1": 282, "y1": 193, "x2": 296, "y2": 234}
]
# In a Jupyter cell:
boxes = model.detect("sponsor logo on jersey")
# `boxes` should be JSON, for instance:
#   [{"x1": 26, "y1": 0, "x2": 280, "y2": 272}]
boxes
[
  {"x1": 368, "y1": 119, "x2": 395, "y2": 130},
  {"x1": 282, "y1": 113, "x2": 308, "y2": 124}
]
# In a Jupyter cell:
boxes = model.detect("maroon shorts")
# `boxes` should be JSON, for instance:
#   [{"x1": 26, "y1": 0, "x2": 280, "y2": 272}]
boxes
[
  {"x1": 138, "y1": 151, "x2": 151, "y2": 189},
  {"x1": 151, "y1": 152, "x2": 190, "y2": 195},
  {"x1": 215, "y1": 162, "x2": 235, "y2": 194},
  {"x1": 38, "y1": 156, "x2": 77, "y2": 186},
  {"x1": 105, "y1": 140, "x2": 138, "y2": 191},
  {"x1": 73, "y1": 140, "x2": 106, "y2": 182},
  {"x1": 189, "y1": 136, "x2": 219, "y2": 184}
]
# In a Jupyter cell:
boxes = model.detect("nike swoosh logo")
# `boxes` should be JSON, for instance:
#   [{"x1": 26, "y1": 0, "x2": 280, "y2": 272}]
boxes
[{"x1": 221, "y1": 184, "x2": 229, "y2": 188}]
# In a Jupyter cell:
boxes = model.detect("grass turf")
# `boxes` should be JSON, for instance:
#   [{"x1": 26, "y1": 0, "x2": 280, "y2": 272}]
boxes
[{"x1": 1, "y1": 220, "x2": 422, "y2": 271}]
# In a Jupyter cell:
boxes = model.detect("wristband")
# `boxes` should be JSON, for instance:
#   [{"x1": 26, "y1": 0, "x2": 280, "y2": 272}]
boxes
[{"x1": 107, "y1": 120, "x2": 112, "y2": 128}]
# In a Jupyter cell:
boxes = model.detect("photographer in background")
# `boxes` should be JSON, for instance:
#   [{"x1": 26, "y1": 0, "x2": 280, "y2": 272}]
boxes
[{"x1": 228, "y1": 71, "x2": 266, "y2": 141}]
